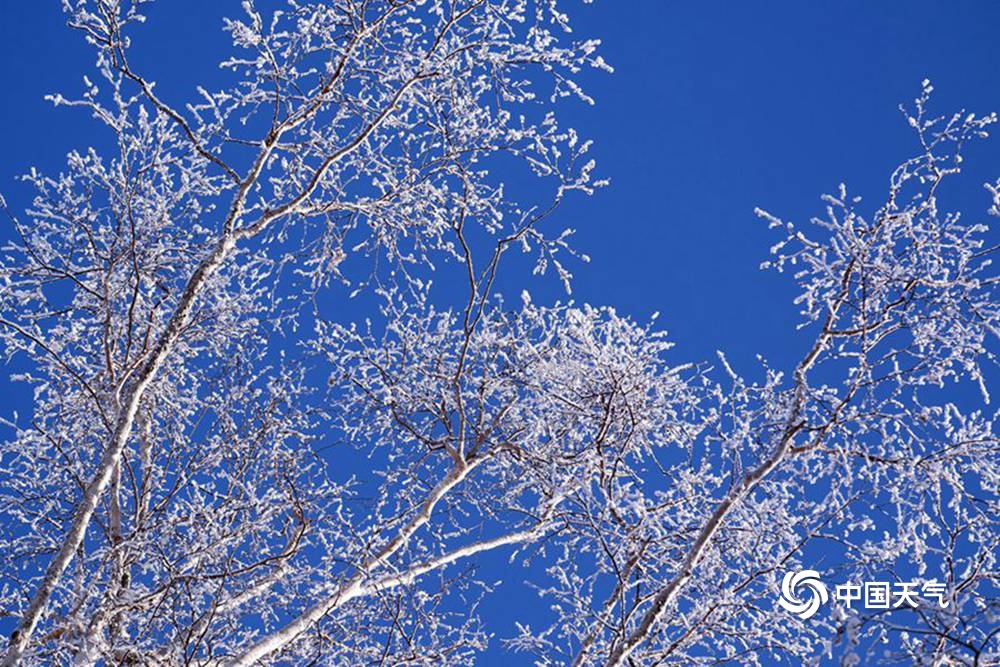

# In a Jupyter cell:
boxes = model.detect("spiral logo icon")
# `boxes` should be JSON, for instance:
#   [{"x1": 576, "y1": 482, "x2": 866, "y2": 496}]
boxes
[{"x1": 777, "y1": 570, "x2": 828, "y2": 619}]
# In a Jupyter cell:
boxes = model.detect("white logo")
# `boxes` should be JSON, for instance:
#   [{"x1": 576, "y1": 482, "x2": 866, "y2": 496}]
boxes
[{"x1": 777, "y1": 570, "x2": 828, "y2": 619}]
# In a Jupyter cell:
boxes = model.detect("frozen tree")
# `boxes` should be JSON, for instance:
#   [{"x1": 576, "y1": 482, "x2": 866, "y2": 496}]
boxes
[
  {"x1": 0, "y1": 3, "x2": 996, "y2": 667},
  {"x1": 510, "y1": 82, "x2": 999, "y2": 667},
  {"x1": 0, "y1": 0, "x2": 610, "y2": 663}
]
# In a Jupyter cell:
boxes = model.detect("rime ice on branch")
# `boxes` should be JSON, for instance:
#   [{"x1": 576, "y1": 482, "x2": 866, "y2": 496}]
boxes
[{"x1": 0, "y1": 3, "x2": 996, "y2": 666}]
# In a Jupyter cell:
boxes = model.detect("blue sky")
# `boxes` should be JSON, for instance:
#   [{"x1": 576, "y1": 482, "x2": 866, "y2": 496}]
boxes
[
  {"x1": 3, "y1": 2, "x2": 1000, "y2": 368},
  {"x1": 1, "y1": 2, "x2": 998, "y2": 664}
]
